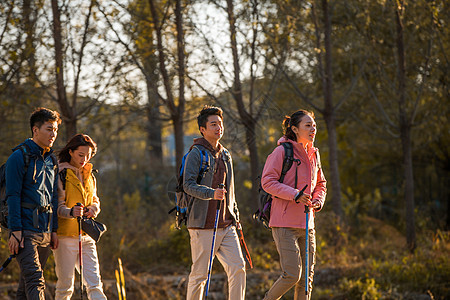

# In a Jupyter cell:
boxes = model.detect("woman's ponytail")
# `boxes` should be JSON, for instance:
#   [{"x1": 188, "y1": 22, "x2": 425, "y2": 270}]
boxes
[
  {"x1": 283, "y1": 116, "x2": 297, "y2": 141},
  {"x1": 282, "y1": 109, "x2": 315, "y2": 142}
]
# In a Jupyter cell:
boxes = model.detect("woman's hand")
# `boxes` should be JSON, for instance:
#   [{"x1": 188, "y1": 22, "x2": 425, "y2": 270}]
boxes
[
  {"x1": 84, "y1": 207, "x2": 95, "y2": 218},
  {"x1": 311, "y1": 199, "x2": 322, "y2": 210},
  {"x1": 71, "y1": 205, "x2": 84, "y2": 218},
  {"x1": 295, "y1": 193, "x2": 312, "y2": 206}
]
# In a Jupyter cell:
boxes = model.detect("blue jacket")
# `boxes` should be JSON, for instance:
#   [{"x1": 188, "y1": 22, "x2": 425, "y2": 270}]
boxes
[{"x1": 6, "y1": 139, "x2": 58, "y2": 232}]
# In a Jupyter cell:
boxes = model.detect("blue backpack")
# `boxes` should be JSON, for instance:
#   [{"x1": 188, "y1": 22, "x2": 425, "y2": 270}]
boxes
[{"x1": 168, "y1": 146, "x2": 209, "y2": 229}]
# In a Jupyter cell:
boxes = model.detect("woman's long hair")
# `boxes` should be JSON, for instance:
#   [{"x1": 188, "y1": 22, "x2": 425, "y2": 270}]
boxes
[
  {"x1": 283, "y1": 110, "x2": 315, "y2": 141},
  {"x1": 58, "y1": 134, "x2": 97, "y2": 163}
]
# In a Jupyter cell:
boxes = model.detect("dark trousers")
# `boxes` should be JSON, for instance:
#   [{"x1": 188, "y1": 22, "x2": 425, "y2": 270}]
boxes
[{"x1": 15, "y1": 231, "x2": 51, "y2": 300}]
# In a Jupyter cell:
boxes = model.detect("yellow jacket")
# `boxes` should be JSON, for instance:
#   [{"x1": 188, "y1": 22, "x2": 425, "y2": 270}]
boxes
[{"x1": 57, "y1": 162, "x2": 100, "y2": 237}]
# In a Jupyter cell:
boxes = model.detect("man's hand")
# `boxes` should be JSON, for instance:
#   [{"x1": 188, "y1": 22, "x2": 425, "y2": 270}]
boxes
[
  {"x1": 214, "y1": 187, "x2": 226, "y2": 200},
  {"x1": 50, "y1": 232, "x2": 59, "y2": 250},
  {"x1": 8, "y1": 231, "x2": 24, "y2": 255}
]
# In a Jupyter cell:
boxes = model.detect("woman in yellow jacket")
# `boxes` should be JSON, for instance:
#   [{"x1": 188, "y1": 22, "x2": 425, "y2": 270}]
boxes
[{"x1": 53, "y1": 134, "x2": 107, "y2": 300}]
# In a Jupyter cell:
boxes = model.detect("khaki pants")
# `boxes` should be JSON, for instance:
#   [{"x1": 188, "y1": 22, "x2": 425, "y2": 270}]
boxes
[
  {"x1": 53, "y1": 236, "x2": 107, "y2": 300},
  {"x1": 186, "y1": 225, "x2": 246, "y2": 300},
  {"x1": 264, "y1": 227, "x2": 316, "y2": 300}
]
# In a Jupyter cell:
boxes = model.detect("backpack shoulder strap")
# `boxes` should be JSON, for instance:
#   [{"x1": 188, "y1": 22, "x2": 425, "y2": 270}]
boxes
[
  {"x1": 199, "y1": 149, "x2": 209, "y2": 175},
  {"x1": 18, "y1": 144, "x2": 38, "y2": 183},
  {"x1": 59, "y1": 168, "x2": 68, "y2": 190},
  {"x1": 221, "y1": 148, "x2": 231, "y2": 161},
  {"x1": 279, "y1": 142, "x2": 294, "y2": 182},
  {"x1": 178, "y1": 146, "x2": 210, "y2": 185},
  {"x1": 50, "y1": 154, "x2": 58, "y2": 171},
  {"x1": 90, "y1": 168, "x2": 98, "y2": 187},
  {"x1": 315, "y1": 149, "x2": 322, "y2": 169},
  {"x1": 179, "y1": 151, "x2": 190, "y2": 178},
  {"x1": 191, "y1": 145, "x2": 210, "y2": 175},
  {"x1": 18, "y1": 144, "x2": 33, "y2": 169}
]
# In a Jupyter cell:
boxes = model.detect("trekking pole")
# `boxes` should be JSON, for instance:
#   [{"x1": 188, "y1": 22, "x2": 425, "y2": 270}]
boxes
[
  {"x1": 205, "y1": 183, "x2": 224, "y2": 299},
  {"x1": 304, "y1": 205, "x2": 310, "y2": 297},
  {"x1": 0, "y1": 255, "x2": 15, "y2": 273},
  {"x1": 76, "y1": 202, "x2": 84, "y2": 300}
]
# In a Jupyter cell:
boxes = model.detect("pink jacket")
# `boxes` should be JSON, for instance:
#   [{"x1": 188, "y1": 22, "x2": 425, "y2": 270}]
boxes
[{"x1": 261, "y1": 137, "x2": 327, "y2": 229}]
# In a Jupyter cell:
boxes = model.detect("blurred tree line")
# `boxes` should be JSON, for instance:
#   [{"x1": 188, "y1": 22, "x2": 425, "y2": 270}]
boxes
[{"x1": 0, "y1": 0, "x2": 448, "y2": 281}]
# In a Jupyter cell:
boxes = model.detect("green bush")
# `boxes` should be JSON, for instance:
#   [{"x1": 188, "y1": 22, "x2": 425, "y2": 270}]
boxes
[
  {"x1": 368, "y1": 249, "x2": 450, "y2": 297},
  {"x1": 339, "y1": 278, "x2": 381, "y2": 300}
]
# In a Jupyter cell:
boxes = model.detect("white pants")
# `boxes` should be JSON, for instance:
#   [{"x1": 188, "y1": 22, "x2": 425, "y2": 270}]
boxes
[
  {"x1": 186, "y1": 225, "x2": 246, "y2": 300},
  {"x1": 53, "y1": 236, "x2": 107, "y2": 300}
]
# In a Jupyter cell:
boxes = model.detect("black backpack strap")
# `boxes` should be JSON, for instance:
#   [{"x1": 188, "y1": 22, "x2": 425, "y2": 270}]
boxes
[
  {"x1": 50, "y1": 154, "x2": 58, "y2": 171},
  {"x1": 91, "y1": 168, "x2": 98, "y2": 184},
  {"x1": 279, "y1": 142, "x2": 295, "y2": 183},
  {"x1": 17, "y1": 144, "x2": 37, "y2": 183},
  {"x1": 18, "y1": 144, "x2": 32, "y2": 169},
  {"x1": 315, "y1": 149, "x2": 322, "y2": 169},
  {"x1": 59, "y1": 168, "x2": 68, "y2": 190}
]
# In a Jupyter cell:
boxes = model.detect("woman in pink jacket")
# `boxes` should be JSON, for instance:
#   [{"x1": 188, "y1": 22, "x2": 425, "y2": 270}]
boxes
[{"x1": 262, "y1": 110, "x2": 327, "y2": 300}]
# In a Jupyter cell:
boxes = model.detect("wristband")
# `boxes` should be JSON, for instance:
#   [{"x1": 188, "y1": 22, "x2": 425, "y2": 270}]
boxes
[
  {"x1": 294, "y1": 191, "x2": 302, "y2": 203},
  {"x1": 70, "y1": 207, "x2": 74, "y2": 218},
  {"x1": 294, "y1": 185, "x2": 308, "y2": 203},
  {"x1": 10, "y1": 232, "x2": 22, "y2": 243}
]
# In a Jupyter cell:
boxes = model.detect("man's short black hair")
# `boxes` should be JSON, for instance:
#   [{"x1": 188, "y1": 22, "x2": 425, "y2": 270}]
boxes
[
  {"x1": 197, "y1": 105, "x2": 223, "y2": 131},
  {"x1": 30, "y1": 107, "x2": 61, "y2": 135}
]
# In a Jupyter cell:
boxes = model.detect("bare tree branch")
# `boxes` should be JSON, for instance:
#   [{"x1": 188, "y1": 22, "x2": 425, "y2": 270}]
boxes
[
  {"x1": 72, "y1": 0, "x2": 94, "y2": 110},
  {"x1": 334, "y1": 58, "x2": 367, "y2": 112},
  {"x1": 362, "y1": 72, "x2": 397, "y2": 129}
]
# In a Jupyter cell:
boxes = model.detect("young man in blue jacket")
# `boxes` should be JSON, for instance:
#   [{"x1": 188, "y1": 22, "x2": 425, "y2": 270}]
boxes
[
  {"x1": 6, "y1": 107, "x2": 61, "y2": 299},
  {"x1": 183, "y1": 106, "x2": 246, "y2": 300}
]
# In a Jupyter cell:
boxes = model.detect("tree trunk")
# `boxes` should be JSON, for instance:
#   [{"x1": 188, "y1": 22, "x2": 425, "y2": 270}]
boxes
[
  {"x1": 321, "y1": 0, "x2": 342, "y2": 220},
  {"x1": 173, "y1": 114, "x2": 184, "y2": 168},
  {"x1": 245, "y1": 119, "x2": 259, "y2": 205},
  {"x1": 226, "y1": 0, "x2": 260, "y2": 202},
  {"x1": 145, "y1": 80, "x2": 163, "y2": 167},
  {"x1": 395, "y1": 1, "x2": 416, "y2": 251},
  {"x1": 64, "y1": 121, "x2": 77, "y2": 141},
  {"x1": 401, "y1": 125, "x2": 416, "y2": 251},
  {"x1": 325, "y1": 113, "x2": 343, "y2": 220},
  {"x1": 148, "y1": 0, "x2": 185, "y2": 168},
  {"x1": 51, "y1": 0, "x2": 76, "y2": 139},
  {"x1": 174, "y1": 0, "x2": 185, "y2": 168},
  {"x1": 22, "y1": 0, "x2": 36, "y2": 81}
]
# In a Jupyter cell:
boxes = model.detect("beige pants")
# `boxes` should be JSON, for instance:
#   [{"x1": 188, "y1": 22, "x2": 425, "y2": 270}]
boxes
[
  {"x1": 53, "y1": 236, "x2": 107, "y2": 300},
  {"x1": 264, "y1": 227, "x2": 316, "y2": 300},
  {"x1": 186, "y1": 225, "x2": 246, "y2": 300}
]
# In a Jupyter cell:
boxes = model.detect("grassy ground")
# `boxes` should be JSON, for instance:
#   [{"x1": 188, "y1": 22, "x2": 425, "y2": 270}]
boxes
[{"x1": 0, "y1": 213, "x2": 449, "y2": 299}]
